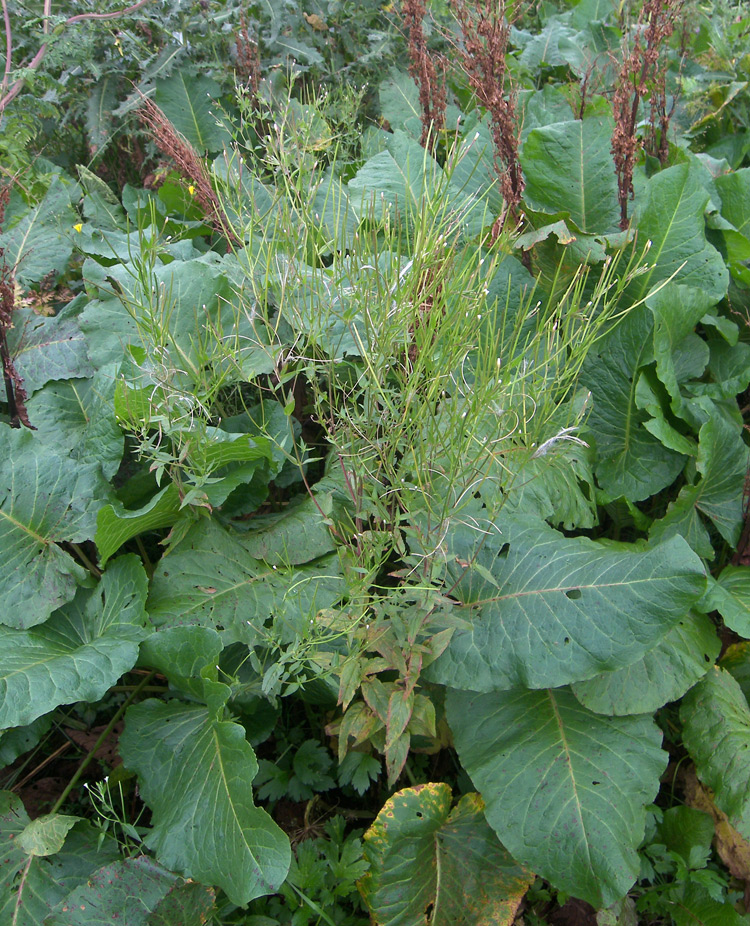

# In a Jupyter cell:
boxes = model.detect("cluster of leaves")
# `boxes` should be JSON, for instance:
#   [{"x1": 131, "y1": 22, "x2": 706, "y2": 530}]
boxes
[{"x1": 3, "y1": 0, "x2": 750, "y2": 924}]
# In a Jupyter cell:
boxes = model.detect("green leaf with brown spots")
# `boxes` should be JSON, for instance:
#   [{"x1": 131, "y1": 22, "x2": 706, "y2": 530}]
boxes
[{"x1": 359, "y1": 783, "x2": 532, "y2": 926}]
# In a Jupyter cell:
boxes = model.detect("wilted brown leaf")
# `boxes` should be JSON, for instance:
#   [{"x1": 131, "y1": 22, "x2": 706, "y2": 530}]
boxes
[{"x1": 684, "y1": 765, "x2": 750, "y2": 881}]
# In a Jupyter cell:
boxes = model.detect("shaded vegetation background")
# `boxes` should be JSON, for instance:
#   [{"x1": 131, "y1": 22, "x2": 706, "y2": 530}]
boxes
[{"x1": 2, "y1": 0, "x2": 750, "y2": 924}]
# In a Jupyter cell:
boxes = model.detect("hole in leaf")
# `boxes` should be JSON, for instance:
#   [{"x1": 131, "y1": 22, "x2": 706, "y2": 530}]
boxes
[
  {"x1": 496, "y1": 543, "x2": 510, "y2": 560},
  {"x1": 565, "y1": 588, "x2": 582, "y2": 600},
  {"x1": 592, "y1": 780, "x2": 600, "y2": 786},
  {"x1": 564, "y1": 637, "x2": 570, "y2": 644},
  {"x1": 415, "y1": 811, "x2": 423, "y2": 818}
]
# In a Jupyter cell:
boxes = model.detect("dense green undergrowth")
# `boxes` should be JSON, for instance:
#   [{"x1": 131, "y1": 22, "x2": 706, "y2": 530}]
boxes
[{"x1": 2, "y1": 0, "x2": 750, "y2": 923}]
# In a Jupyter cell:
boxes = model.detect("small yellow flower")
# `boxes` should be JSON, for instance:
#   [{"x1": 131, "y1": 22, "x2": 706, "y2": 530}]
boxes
[
  {"x1": 188, "y1": 185, "x2": 195, "y2": 196},
  {"x1": 73, "y1": 223, "x2": 83, "y2": 233}
]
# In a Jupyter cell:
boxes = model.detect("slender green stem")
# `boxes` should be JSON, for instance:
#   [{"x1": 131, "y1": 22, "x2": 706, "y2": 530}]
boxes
[
  {"x1": 135, "y1": 536, "x2": 153, "y2": 578},
  {"x1": 51, "y1": 671, "x2": 156, "y2": 814},
  {"x1": 69, "y1": 542, "x2": 102, "y2": 579},
  {"x1": 289, "y1": 883, "x2": 338, "y2": 926}
]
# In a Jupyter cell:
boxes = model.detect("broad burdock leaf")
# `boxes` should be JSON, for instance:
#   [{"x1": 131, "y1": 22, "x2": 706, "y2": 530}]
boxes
[
  {"x1": 630, "y1": 162, "x2": 728, "y2": 308},
  {"x1": 681, "y1": 668, "x2": 750, "y2": 840},
  {"x1": 26, "y1": 366, "x2": 124, "y2": 479},
  {"x1": 78, "y1": 165, "x2": 127, "y2": 232},
  {"x1": 581, "y1": 305, "x2": 687, "y2": 501},
  {"x1": 378, "y1": 67, "x2": 422, "y2": 136},
  {"x1": 0, "y1": 555, "x2": 148, "y2": 731},
  {"x1": 449, "y1": 113, "x2": 506, "y2": 219},
  {"x1": 517, "y1": 20, "x2": 587, "y2": 72},
  {"x1": 348, "y1": 131, "x2": 488, "y2": 236},
  {"x1": 0, "y1": 428, "x2": 110, "y2": 628},
  {"x1": 719, "y1": 642, "x2": 750, "y2": 702},
  {"x1": 646, "y1": 283, "x2": 713, "y2": 417},
  {"x1": 446, "y1": 687, "x2": 667, "y2": 908},
  {"x1": 154, "y1": 72, "x2": 231, "y2": 153},
  {"x1": 85, "y1": 78, "x2": 122, "y2": 168},
  {"x1": 650, "y1": 416, "x2": 749, "y2": 557},
  {"x1": 0, "y1": 714, "x2": 53, "y2": 769},
  {"x1": 0, "y1": 794, "x2": 120, "y2": 926},
  {"x1": 138, "y1": 626, "x2": 230, "y2": 717},
  {"x1": 571, "y1": 610, "x2": 720, "y2": 715},
  {"x1": 521, "y1": 116, "x2": 620, "y2": 234},
  {"x1": 425, "y1": 515, "x2": 705, "y2": 692},
  {"x1": 120, "y1": 700, "x2": 291, "y2": 904},
  {"x1": 45, "y1": 855, "x2": 215, "y2": 926},
  {"x1": 359, "y1": 783, "x2": 533, "y2": 926},
  {"x1": 242, "y1": 492, "x2": 339, "y2": 565},
  {"x1": 96, "y1": 485, "x2": 182, "y2": 567},
  {"x1": 7, "y1": 304, "x2": 93, "y2": 396},
  {"x1": 716, "y1": 168, "x2": 750, "y2": 238},
  {"x1": 703, "y1": 567, "x2": 750, "y2": 638},
  {"x1": 79, "y1": 256, "x2": 236, "y2": 368},
  {"x1": 0, "y1": 176, "x2": 78, "y2": 285},
  {"x1": 146, "y1": 518, "x2": 344, "y2": 644}
]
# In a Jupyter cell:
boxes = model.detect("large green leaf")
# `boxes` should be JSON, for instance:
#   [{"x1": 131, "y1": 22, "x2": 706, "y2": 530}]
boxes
[
  {"x1": 242, "y1": 492, "x2": 338, "y2": 565},
  {"x1": 79, "y1": 256, "x2": 236, "y2": 368},
  {"x1": 426, "y1": 516, "x2": 705, "y2": 692},
  {"x1": 0, "y1": 794, "x2": 120, "y2": 926},
  {"x1": 359, "y1": 784, "x2": 533, "y2": 926},
  {"x1": 521, "y1": 116, "x2": 620, "y2": 233},
  {"x1": 7, "y1": 304, "x2": 93, "y2": 396},
  {"x1": 646, "y1": 283, "x2": 713, "y2": 417},
  {"x1": 571, "y1": 610, "x2": 720, "y2": 715},
  {"x1": 348, "y1": 131, "x2": 487, "y2": 235},
  {"x1": 581, "y1": 306, "x2": 687, "y2": 500},
  {"x1": 681, "y1": 668, "x2": 750, "y2": 839},
  {"x1": 630, "y1": 163, "x2": 728, "y2": 307},
  {"x1": 154, "y1": 72, "x2": 231, "y2": 153},
  {"x1": 716, "y1": 168, "x2": 750, "y2": 237},
  {"x1": 85, "y1": 77, "x2": 120, "y2": 157},
  {"x1": 0, "y1": 428, "x2": 109, "y2": 628},
  {"x1": 96, "y1": 485, "x2": 182, "y2": 567},
  {"x1": 120, "y1": 699, "x2": 290, "y2": 904},
  {"x1": 703, "y1": 566, "x2": 750, "y2": 638},
  {"x1": 502, "y1": 439, "x2": 597, "y2": 530},
  {"x1": 517, "y1": 20, "x2": 586, "y2": 71},
  {"x1": 348, "y1": 131, "x2": 440, "y2": 223},
  {"x1": 0, "y1": 555, "x2": 148, "y2": 731},
  {"x1": 650, "y1": 416, "x2": 749, "y2": 557},
  {"x1": 45, "y1": 856, "x2": 216, "y2": 926},
  {"x1": 449, "y1": 114, "x2": 506, "y2": 219},
  {"x1": 26, "y1": 366, "x2": 123, "y2": 479},
  {"x1": 138, "y1": 626, "x2": 230, "y2": 716},
  {"x1": 0, "y1": 176, "x2": 78, "y2": 285},
  {"x1": 17, "y1": 813, "x2": 80, "y2": 857},
  {"x1": 446, "y1": 687, "x2": 667, "y2": 907},
  {"x1": 146, "y1": 518, "x2": 344, "y2": 644},
  {"x1": 377, "y1": 68, "x2": 421, "y2": 136}
]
